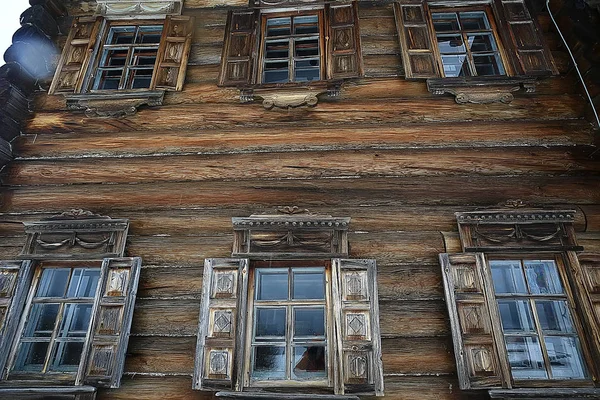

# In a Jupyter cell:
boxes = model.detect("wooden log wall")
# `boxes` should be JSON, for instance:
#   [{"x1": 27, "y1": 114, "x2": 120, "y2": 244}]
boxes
[{"x1": 0, "y1": 1, "x2": 599, "y2": 399}]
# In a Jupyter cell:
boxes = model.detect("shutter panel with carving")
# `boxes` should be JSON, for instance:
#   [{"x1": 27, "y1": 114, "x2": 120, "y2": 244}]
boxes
[
  {"x1": 0, "y1": 260, "x2": 33, "y2": 379},
  {"x1": 49, "y1": 17, "x2": 102, "y2": 94},
  {"x1": 219, "y1": 10, "x2": 259, "y2": 86},
  {"x1": 331, "y1": 259, "x2": 384, "y2": 396},
  {"x1": 152, "y1": 15, "x2": 194, "y2": 91},
  {"x1": 393, "y1": 1, "x2": 439, "y2": 79},
  {"x1": 78, "y1": 257, "x2": 141, "y2": 388},
  {"x1": 494, "y1": 0, "x2": 557, "y2": 76},
  {"x1": 194, "y1": 258, "x2": 249, "y2": 390},
  {"x1": 326, "y1": 2, "x2": 362, "y2": 80},
  {"x1": 565, "y1": 252, "x2": 600, "y2": 380},
  {"x1": 439, "y1": 253, "x2": 509, "y2": 390}
]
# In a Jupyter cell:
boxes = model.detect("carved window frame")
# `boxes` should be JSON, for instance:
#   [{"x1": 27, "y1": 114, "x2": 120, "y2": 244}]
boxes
[
  {"x1": 0, "y1": 211, "x2": 141, "y2": 390},
  {"x1": 439, "y1": 209, "x2": 600, "y2": 397}
]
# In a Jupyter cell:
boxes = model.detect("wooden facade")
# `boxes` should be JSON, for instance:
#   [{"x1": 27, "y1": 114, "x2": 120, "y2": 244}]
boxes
[{"x1": 0, "y1": 0, "x2": 599, "y2": 399}]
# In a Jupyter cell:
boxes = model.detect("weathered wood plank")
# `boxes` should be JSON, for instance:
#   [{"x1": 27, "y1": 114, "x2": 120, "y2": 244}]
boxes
[
  {"x1": 5, "y1": 147, "x2": 599, "y2": 186},
  {"x1": 124, "y1": 336, "x2": 196, "y2": 374},
  {"x1": 130, "y1": 298, "x2": 449, "y2": 337},
  {"x1": 24, "y1": 95, "x2": 586, "y2": 135},
  {"x1": 364, "y1": 54, "x2": 404, "y2": 77},
  {"x1": 3, "y1": 176, "x2": 599, "y2": 214},
  {"x1": 13, "y1": 120, "x2": 594, "y2": 159}
]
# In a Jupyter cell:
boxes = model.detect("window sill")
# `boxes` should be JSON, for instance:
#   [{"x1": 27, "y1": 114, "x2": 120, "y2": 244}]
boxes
[
  {"x1": 238, "y1": 82, "x2": 341, "y2": 109},
  {"x1": 216, "y1": 391, "x2": 359, "y2": 400},
  {"x1": 64, "y1": 90, "x2": 165, "y2": 118},
  {"x1": 0, "y1": 385, "x2": 96, "y2": 400},
  {"x1": 489, "y1": 388, "x2": 600, "y2": 399},
  {"x1": 426, "y1": 76, "x2": 537, "y2": 104}
]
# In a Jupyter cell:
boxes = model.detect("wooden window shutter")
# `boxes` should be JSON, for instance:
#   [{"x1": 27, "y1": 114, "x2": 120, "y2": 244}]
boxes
[
  {"x1": 439, "y1": 253, "x2": 509, "y2": 390},
  {"x1": 49, "y1": 17, "x2": 102, "y2": 94},
  {"x1": 219, "y1": 10, "x2": 259, "y2": 86},
  {"x1": 151, "y1": 15, "x2": 194, "y2": 91},
  {"x1": 393, "y1": 0, "x2": 439, "y2": 79},
  {"x1": 493, "y1": 0, "x2": 557, "y2": 76},
  {"x1": 565, "y1": 252, "x2": 600, "y2": 379},
  {"x1": 0, "y1": 260, "x2": 33, "y2": 379},
  {"x1": 326, "y1": 2, "x2": 363, "y2": 80},
  {"x1": 331, "y1": 259, "x2": 384, "y2": 396},
  {"x1": 77, "y1": 257, "x2": 141, "y2": 388},
  {"x1": 194, "y1": 258, "x2": 249, "y2": 390}
]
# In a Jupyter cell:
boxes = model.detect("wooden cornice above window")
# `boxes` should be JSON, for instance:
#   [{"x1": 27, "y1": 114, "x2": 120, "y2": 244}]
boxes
[
  {"x1": 231, "y1": 211, "x2": 350, "y2": 258},
  {"x1": 455, "y1": 209, "x2": 582, "y2": 252},
  {"x1": 95, "y1": 0, "x2": 183, "y2": 17}
]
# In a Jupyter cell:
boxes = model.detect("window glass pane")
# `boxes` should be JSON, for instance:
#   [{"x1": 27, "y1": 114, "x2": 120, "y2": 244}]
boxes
[
  {"x1": 497, "y1": 300, "x2": 535, "y2": 333},
  {"x1": 544, "y1": 336, "x2": 587, "y2": 379},
  {"x1": 292, "y1": 270, "x2": 325, "y2": 299},
  {"x1": 67, "y1": 268, "x2": 100, "y2": 298},
  {"x1": 294, "y1": 15, "x2": 319, "y2": 35},
  {"x1": 136, "y1": 26, "x2": 163, "y2": 44},
  {"x1": 256, "y1": 269, "x2": 288, "y2": 300},
  {"x1": 473, "y1": 54, "x2": 504, "y2": 76},
  {"x1": 95, "y1": 70, "x2": 122, "y2": 90},
  {"x1": 467, "y1": 33, "x2": 497, "y2": 52},
  {"x1": 108, "y1": 27, "x2": 136, "y2": 44},
  {"x1": 295, "y1": 38, "x2": 319, "y2": 58},
  {"x1": 490, "y1": 260, "x2": 527, "y2": 294},
  {"x1": 253, "y1": 346, "x2": 286, "y2": 380},
  {"x1": 524, "y1": 260, "x2": 564, "y2": 294},
  {"x1": 265, "y1": 40, "x2": 289, "y2": 59},
  {"x1": 459, "y1": 11, "x2": 490, "y2": 30},
  {"x1": 23, "y1": 303, "x2": 59, "y2": 337},
  {"x1": 101, "y1": 49, "x2": 128, "y2": 67},
  {"x1": 132, "y1": 49, "x2": 158, "y2": 66},
  {"x1": 49, "y1": 341, "x2": 84, "y2": 372},
  {"x1": 505, "y1": 336, "x2": 548, "y2": 379},
  {"x1": 293, "y1": 346, "x2": 326, "y2": 380},
  {"x1": 36, "y1": 268, "x2": 70, "y2": 297},
  {"x1": 294, "y1": 307, "x2": 325, "y2": 337},
  {"x1": 535, "y1": 300, "x2": 574, "y2": 333},
  {"x1": 255, "y1": 307, "x2": 286, "y2": 338},
  {"x1": 14, "y1": 342, "x2": 49, "y2": 371},
  {"x1": 436, "y1": 35, "x2": 465, "y2": 54},
  {"x1": 440, "y1": 54, "x2": 470, "y2": 77},
  {"x1": 432, "y1": 12, "x2": 460, "y2": 32},
  {"x1": 58, "y1": 303, "x2": 94, "y2": 338},
  {"x1": 266, "y1": 17, "x2": 291, "y2": 37}
]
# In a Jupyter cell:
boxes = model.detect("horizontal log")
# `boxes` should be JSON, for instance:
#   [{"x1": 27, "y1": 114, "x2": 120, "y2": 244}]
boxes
[
  {"x1": 13, "y1": 120, "x2": 594, "y2": 159},
  {"x1": 360, "y1": 36, "x2": 400, "y2": 56},
  {"x1": 3, "y1": 176, "x2": 599, "y2": 214},
  {"x1": 130, "y1": 298, "x2": 448, "y2": 337},
  {"x1": 24, "y1": 94, "x2": 586, "y2": 136},
  {"x1": 358, "y1": 15, "x2": 397, "y2": 36},
  {"x1": 363, "y1": 54, "x2": 404, "y2": 77},
  {"x1": 123, "y1": 335, "x2": 454, "y2": 375},
  {"x1": 97, "y1": 375, "x2": 468, "y2": 400},
  {"x1": 5, "y1": 147, "x2": 599, "y2": 186}
]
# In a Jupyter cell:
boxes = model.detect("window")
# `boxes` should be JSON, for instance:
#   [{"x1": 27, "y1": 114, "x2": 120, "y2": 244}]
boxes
[
  {"x1": 261, "y1": 12, "x2": 323, "y2": 84},
  {"x1": 0, "y1": 211, "x2": 141, "y2": 390},
  {"x1": 219, "y1": 3, "x2": 362, "y2": 87},
  {"x1": 394, "y1": 0, "x2": 557, "y2": 79},
  {"x1": 431, "y1": 9, "x2": 505, "y2": 77},
  {"x1": 49, "y1": 15, "x2": 193, "y2": 94},
  {"x1": 93, "y1": 23, "x2": 164, "y2": 90},
  {"x1": 439, "y1": 209, "x2": 600, "y2": 396},
  {"x1": 491, "y1": 258, "x2": 588, "y2": 381},
  {"x1": 249, "y1": 264, "x2": 328, "y2": 384},
  {"x1": 194, "y1": 214, "x2": 384, "y2": 397}
]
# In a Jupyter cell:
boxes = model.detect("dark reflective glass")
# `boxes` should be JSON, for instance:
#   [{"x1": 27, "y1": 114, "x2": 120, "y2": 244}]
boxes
[
  {"x1": 473, "y1": 54, "x2": 504, "y2": 76},
  {"x1": 58, "y1": 304, "x2": 94, "y2": 338},
  {"x1": 535, "y1": 300, "x2": 574, "y2": 333},
  {"x1": 136, "y1": 26, "x2": 163, "y2": 44},
  {"x1": 497, "y1": 300, "x2": 535, "y2": 333},
  {"x1": 253, "y1": 346, "x2": 285, "y2": 379},
  {"x1": 36, "y1": 269, "x2": 70, "y2": 297},
  {"x1": 266, "y1": 17, "x2": 291, "y2": 37},
  {"x1": 256, "y1": 270, "x2": 288, "y2": 300},
  {"x1": 96, "y1": 70, "x2": 122, "y2": 90},
  {"x1": 256, "y1": 307, "x2": 286, "y2": 337},
  {"x1": 432, "y1": 12, "x2": 460, "y2": 32},
  {"x1": 293, "y1": 346, "x2": 326, "y2": 379},
  {"x1": 132, "y1": 51, "x2": 158, "y2": 66},
  {"x1": 459, "y1": 11, "x2": 489, "y2": 30},
  {"x1": 440, "y1": 54, "x2": 470, "y2": 77},
  {"x1": 468, "y1": 33, "x2": 496, "y2": 52},
  {"x1": 67, "y1": 268, "x2": 100, "y2": 298},
  {"x1": 265, "y1": 40, "x2": 289, "y2": 59},
  {"x1": 295, "y1": 38, "x2": 319, "y2": 57},
  {"x1": 294, "y1": 15, "x2": 319, "y2": 35},
  {"x1": 491, "y1": 260, "x2": 527, "y2": 294},
  {"x1": 24, "y1": 303, "x2": 59, "y2": 337},
  {"x1": 102, "y1": 50, "x2": 128, "y2": 67},
  {"x1": 50, "y1": 341, "x2": 84, "y2": 371},
  {"x1": 436, "y1": 35, "x2": 465, "y2": 54},
  {"x1": 294, "y1": 307, "x2": 325, "y2": 337},
  {"x1": 109, "y1": 27, "x2": 136, "y2": 44},
  {"x1": 293, "y1": 271, "x2": 325, "y2": 300},
  {"x1": 14, "y1": 341, "x2": 49, "y2": 371}
]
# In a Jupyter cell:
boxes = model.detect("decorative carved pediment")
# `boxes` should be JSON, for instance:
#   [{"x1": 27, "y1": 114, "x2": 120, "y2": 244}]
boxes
[
  {"x1": 21, "y1": 211, "x2": 129, "y2": 259},
  {"x1": 240, "y1": 84, "x2": 341, "y2": 109},
  {"x1": 455, "y1": 209, "x2": 581, "y2": 252},
  {"x1": 232, "y1": 212, "x2": 350, "y2": 258},
  {"x1": 65, "y1": 90, "x2": 165, "y2": 118},
  {"x1": 427, "y1": 77, "x2": 536, "y2": 104},
  {"x1": 96, "y1": 0, "x2": 183, "y2": 17}
]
